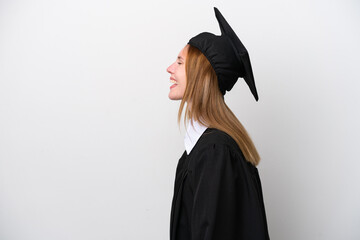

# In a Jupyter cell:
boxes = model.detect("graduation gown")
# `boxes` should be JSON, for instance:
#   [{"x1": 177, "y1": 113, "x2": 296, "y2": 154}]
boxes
[{"x1": 169, "y1": 127, "x2": 270, "y2": 240}]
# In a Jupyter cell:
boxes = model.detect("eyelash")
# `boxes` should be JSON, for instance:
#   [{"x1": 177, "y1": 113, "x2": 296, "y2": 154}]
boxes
[{"x1": 177, "y1": 62, "x2": 182, "y2": 65}]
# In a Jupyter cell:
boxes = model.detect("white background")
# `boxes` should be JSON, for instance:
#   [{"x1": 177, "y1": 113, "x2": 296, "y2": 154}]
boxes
[{"x1": 1, "y1": 0, "x2": 359, "y2": 239}]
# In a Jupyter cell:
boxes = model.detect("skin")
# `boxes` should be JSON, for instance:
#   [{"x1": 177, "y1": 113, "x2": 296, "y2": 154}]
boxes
[{"x1": 167, "y1": 44, "x2": 189, "y2": 100}]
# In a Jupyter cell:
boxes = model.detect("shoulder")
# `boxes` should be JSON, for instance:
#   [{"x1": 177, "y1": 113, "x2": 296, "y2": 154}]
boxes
[
  {"x1": 187, "y1": 128, "x2": 258, "y2": 180},
  {"x1": 196, "y1": 128, "x2": 240, "y2": 153},
  {"x1": 190, "y1": 127, "x2": 246, "y2": 163},
  {"x1": 188, "y1": 128, "x2": 256, "y2": 178}
]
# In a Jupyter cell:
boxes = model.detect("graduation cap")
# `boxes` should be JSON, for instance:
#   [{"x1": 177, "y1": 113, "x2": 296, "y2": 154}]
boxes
[{"x1": 188, "y1": 7, "x2": 259, "y2": 101}]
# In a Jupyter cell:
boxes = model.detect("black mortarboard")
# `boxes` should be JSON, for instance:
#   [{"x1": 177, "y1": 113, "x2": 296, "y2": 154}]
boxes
[{"x1": 188, "y1": 7, "x2": 259, "y2": 101}]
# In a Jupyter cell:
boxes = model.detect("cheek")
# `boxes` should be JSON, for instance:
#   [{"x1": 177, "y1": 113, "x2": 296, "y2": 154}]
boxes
[
  {"x1": 178, "y1": 76, "x2": 186, "y2": 87},
  {"x1": 181, "y1": 79, "x2": 186, "y2": 92},
  {"x1": 180, "y1": 69, "x2": 186, "y2": 82}
]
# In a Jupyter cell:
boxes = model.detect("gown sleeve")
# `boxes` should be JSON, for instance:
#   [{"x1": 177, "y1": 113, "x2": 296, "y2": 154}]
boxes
[{"x1": 190, "y1": 143, "x2": 268, "y2": 240}]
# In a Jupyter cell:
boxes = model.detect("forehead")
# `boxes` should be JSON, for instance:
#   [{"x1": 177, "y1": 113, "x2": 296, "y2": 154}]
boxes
[{"x1": 178, "y1": 45, "x2": 189, "y2": 58}]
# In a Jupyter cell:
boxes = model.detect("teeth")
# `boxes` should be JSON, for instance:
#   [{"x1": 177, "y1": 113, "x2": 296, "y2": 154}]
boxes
[{"x1": 170, "y1": 79, "x2": 177, "y2": 84}]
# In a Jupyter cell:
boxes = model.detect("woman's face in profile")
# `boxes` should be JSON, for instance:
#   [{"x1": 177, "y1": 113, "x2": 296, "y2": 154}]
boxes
[{"x1": 167, "y1": 45, "x2": 188, "y2": 100}]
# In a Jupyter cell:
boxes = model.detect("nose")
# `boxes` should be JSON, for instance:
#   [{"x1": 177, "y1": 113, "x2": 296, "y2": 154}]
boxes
[{"x1": 167, "y1": 62, "x2": 174, "y2": 74}]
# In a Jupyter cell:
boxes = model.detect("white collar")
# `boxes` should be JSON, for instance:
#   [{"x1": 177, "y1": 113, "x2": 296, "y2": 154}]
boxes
[{"x1": 184, "y1": 119, "x2": 208, "y2": 155}]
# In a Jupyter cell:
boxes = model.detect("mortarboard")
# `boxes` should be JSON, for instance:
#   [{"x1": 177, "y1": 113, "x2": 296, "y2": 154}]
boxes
[{"x1": 188, "y1": 7, "x2": 259, "y2": 101}]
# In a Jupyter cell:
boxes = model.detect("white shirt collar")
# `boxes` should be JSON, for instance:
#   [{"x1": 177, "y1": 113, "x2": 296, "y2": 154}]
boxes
[{"x1": 184, "y1": 119, "x2": 208, "y2": 155}]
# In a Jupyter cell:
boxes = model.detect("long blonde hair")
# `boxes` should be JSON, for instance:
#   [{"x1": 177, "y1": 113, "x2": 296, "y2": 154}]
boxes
[{"x1": 177, "y1": 44, "x2": 261, "y2": 166}]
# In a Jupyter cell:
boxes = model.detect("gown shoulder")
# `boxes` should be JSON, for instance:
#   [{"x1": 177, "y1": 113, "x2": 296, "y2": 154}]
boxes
[{"x1": 190, "y1": 127, "x2": 255, "y2": 171}]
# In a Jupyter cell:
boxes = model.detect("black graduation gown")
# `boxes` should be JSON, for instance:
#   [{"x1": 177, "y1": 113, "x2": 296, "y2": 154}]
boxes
[{"x1": 169, "y1": 128, "x2": 270, "y2": 240}]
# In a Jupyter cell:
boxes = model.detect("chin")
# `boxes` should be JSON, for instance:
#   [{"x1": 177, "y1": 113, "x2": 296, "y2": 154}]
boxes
[{"x1": 168, "y1": 93, "x2": 182, "y2": 101}]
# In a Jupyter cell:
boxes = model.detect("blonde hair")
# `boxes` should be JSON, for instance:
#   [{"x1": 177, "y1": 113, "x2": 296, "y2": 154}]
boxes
[{"x1": 177, "y1": 44, "x2": 261, "y2": 166}]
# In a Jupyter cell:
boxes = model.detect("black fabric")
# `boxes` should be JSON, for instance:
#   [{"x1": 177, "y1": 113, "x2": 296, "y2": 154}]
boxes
[
  {"x1": 170, "y1": 128, "x2": 270, "y2": 240},
  {"x1": 188, "y1": 7, "x2": 259, "y2": 101}
]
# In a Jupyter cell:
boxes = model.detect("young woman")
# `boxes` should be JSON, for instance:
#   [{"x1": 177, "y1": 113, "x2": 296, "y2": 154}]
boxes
[{"x1": 167, "y1": 7, "x2": 270, "y2": 240}]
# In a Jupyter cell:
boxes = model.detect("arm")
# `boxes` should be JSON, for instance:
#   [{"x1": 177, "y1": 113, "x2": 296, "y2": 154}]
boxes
[
  {"x1": 190, "y1": 143, "x2": 239, "y2": 240},
  {"x1": 190, "y1": 143, "x2": 269, "y2": 240}
]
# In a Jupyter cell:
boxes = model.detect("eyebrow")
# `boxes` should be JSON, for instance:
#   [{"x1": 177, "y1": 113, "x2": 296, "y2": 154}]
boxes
[{"x1": 177, "y1": 56, "x2": 184, "y2": 60}]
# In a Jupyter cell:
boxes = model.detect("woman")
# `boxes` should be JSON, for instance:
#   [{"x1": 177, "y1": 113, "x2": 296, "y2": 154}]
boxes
[{"x1": 167, "y1": 7, "x2": 270, "y2": 240}]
